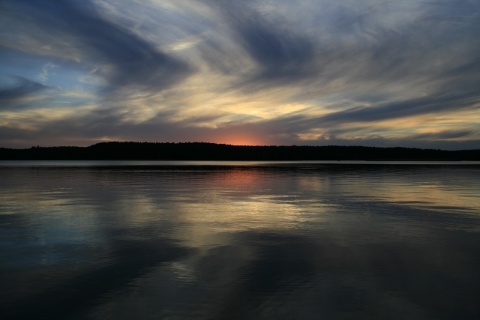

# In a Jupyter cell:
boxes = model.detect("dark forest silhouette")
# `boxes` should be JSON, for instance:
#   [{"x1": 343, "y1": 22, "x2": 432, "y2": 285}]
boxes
[{"x1": 1, "y1": 142, "x2": 479, "y2": 160}]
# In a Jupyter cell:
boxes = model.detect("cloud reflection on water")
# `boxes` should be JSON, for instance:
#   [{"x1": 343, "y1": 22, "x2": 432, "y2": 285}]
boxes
[{"x1": 1, "y1": 164, "x2": 480, "y2": 319}]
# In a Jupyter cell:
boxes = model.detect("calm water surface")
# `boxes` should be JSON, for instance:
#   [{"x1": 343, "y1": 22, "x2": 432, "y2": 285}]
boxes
[{"x1": 1, "y1": 161, "x2": 480, "y2": 319}]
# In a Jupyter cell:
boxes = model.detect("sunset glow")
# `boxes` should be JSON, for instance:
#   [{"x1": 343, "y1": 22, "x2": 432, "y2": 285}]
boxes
[
  {"x1": 217, "y1": 135, "x2": 269, "y2": 146},
  {"x1": 1, "y1": 0, "x2": 479, "y2": 149}
]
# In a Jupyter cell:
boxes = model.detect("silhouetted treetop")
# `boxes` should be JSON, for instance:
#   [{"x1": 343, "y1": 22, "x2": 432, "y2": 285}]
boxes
[{"x1": 0, "y1": 142, "x2": 479, "y2": 160}]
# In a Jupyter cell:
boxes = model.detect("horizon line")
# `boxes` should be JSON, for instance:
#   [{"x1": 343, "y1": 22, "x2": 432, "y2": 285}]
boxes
[{"x1": 1, "y1": 141, "x2": 479, "y2": 152}]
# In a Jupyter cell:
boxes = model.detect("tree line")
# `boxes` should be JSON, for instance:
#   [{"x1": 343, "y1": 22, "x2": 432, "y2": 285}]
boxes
[{"x1": 1, "y1": 142, "x2": 479, "y2": 160}]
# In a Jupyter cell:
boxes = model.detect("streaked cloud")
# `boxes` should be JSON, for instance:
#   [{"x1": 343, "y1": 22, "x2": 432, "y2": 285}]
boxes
[
  {"x1": 0, "y1": 0, "x2": 479, "y2": 149},
  {"x1": 0, "y1": 76, "x2": 50, "y2": 110}
]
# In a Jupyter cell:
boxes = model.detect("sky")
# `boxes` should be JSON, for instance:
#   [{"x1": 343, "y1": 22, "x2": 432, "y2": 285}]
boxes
[{"x1": 0, "y1": 0, "x2": 479, "y2": 149}]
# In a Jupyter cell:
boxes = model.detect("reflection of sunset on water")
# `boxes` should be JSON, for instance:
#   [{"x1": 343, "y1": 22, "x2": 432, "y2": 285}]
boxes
[
  {"x1": 213, "y1": 168, "x2": 264, "y2": 189},
  {"x1": 2, "y1": 163, "x2": 480, "y2": 319}
]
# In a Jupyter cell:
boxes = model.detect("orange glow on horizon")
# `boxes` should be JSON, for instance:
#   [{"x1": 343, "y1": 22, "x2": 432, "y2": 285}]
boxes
[
  {"x1": 218, "y1": 135, "x2": 268, "y2": 146},
  {"x1": 204, "y1": 131, "x2": 270, "y2": 146},
  {"x1": 227, "y1": 139, "x2": 263, "y2": 146}
]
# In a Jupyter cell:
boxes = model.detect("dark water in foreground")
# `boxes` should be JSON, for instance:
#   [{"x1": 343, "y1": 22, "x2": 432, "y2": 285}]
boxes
[{"x1": 1, "y1": 161, "x2": 479, "y2": 320}]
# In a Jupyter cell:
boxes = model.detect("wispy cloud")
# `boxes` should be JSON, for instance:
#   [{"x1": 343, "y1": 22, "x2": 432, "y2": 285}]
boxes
[
  {"x1": 1, "y1": 0, "x2": 192, "y2": 95},
  {"x1": 0, "y1": 76, "x2": 49, "y2": 110},
  {"x1": 211, "y1": 1, "x2": 317, "y2": 86},
  {"x1": 37, "y1": 63, "x2": 56, "y2": 84},
  {"x1": 0, "y1": 0, "x2": 479, "y2": 148}
]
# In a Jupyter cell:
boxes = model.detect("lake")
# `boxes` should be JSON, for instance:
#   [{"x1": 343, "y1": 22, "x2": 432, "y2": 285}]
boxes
[{"x1": 1, "y1": 161, "x2": 479, "y2": 319}]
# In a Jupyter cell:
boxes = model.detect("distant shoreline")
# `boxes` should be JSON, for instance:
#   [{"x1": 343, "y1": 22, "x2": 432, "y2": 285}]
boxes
[
  {"x1": 0, "y1": 142, "x2": 480, "y2": 161},
  {"x1": 1, "y1": 142, "x2": 479, "y2": 161}
]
